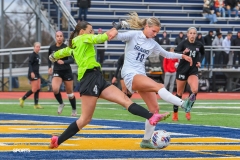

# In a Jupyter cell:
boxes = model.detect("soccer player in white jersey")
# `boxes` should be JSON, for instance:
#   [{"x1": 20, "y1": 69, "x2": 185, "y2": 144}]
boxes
[{"x1": 114, "y1": 12, "x2": 196, "y2": 149}]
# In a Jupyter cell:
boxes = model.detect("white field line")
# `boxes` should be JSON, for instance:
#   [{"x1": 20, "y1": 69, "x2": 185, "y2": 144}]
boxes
[
  {"x1": 1, "y1": 101, "x2": 240, "y2": 105},
  {"x1": 2, "y1": 112, "x2": 240, "y2": 130}
]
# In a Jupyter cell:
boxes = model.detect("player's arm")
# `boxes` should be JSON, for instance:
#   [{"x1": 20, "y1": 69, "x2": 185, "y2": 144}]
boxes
[
  {"x1": 114, "y1": 30, "x2": 136, "y2": 42},
  {"x1": 49, "y1": 47, "x2": 72, "y2": 62},
  {"x1": 199, "y1": 44, "x2": 205, "y2": 65},
  {"x1": 63, "y1": 56, "x2": 74, "y2": 64},
  {"x1": 28, "y1": 54, "x2": 34, "y2": 73},
  {"x1": 84, "y1": 33, "x2": 109, "y2": 44},
  {"x1": 48, "y1": 48, "x2": 52, "y2": 69},
  {"x1": 155, "y1": 42, "x2": 192, "y2": 66}
]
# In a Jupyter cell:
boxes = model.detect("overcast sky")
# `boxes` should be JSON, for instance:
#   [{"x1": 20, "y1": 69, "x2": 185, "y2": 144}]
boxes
[{"x1": 0, "y1": 0, "x2": 17, "y2": 15}]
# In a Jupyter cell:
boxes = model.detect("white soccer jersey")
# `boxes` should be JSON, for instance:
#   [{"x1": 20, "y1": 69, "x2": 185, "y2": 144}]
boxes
[{"x1": 115, "y1": 30, "x2": 183, "y2": 78}]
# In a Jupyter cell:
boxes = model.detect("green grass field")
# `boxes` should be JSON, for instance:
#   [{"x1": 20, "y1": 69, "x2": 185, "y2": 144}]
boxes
[{"x1": 1, "y1": 99, "x2": 239, "y2": 128}]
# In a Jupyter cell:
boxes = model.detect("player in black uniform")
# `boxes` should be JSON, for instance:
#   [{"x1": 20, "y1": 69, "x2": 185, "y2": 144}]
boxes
[
  {"x1": 48, "y1": 31, "x2": 77, "y2": 116},
  {"x1": 19, "y1": 42, "x2": 43, "y2": 109},
  {"x1": 111, "y1": 54, "x2": 132, "y2": 98},
  {"x1": 172, "y1": 27, "x2": 204, "y2": 121}
]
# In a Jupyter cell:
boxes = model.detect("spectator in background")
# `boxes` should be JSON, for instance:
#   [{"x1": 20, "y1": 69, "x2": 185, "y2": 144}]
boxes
[
  {"x1": 225, "y1": 0, "x2": 239, "y2": 18},
  {"x1": 97, "y1": 28, "x2": 107, "y2": 65},
  {"x1": 62, "y1": 0, "x2": 71, "y2": 30},
  {"x1": 204, "y1": 30, "x2": 215, "y2": 67},
  {"x1": 77, "y1": 0, "x2": 91, "y2": 22},
  {"x1": 163, "y1": 47, "x2": 178, "y2": 93},
  {"x1": 214, "y1": 0, "x2": 226, "y2": 17},
  {"x1": 175, "y1": 31, "x2": 185, "y2": 45},
  {"x1": 154, "y1": 34, "x2": 161, "y2": 45},
  {"x1": 196, "y1": 33, "x2": 205, "y2": 66},
  {"x1": 196, "y1": 33, "x2": 205, "y2": 45},
  {"x1": 222, "y1": 31, "x2": 233, "y2": 67},
  {"x1": 232, "y1": 31, "x2": 240, "y2": 68},
  {"x1": 202, "y1": 2, "x2": 218, "y2": 24},
  {"x1": 159, "y1": 31, "x2": 170, "y2": 46},
  {"x1": 215, "y1": 28, "x2": 221, "y2": 35},
  {"x1": 212, "y1": 32, "x2": 224, "y2": 68},
  {"x1": 19, "y1": 42, "x2": 43, "y2": 109},
  {"x1": 159, "y1": 32, "x2": 169, "y2": 70}
]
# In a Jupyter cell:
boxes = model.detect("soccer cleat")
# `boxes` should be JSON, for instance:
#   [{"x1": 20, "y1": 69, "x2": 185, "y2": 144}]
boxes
[
  {"x1": 49, "y1": 136, "x2": 59, "y2": 149},
  {"x1": 58, "y1": 103, "x2": 65, "y2": 115},
  {"x1": 71, "y1": 110, "x2": 77, "y2": 116},
  {"x1": 181, "y1": 93, "x2": 196, "y2": 113},
  {"x1": 19, "y1": 98, "x2": 24, "y2": 108},
  {"x1": 140, "y1": 140, "x2": 156, "y2": 149},
  {"x1": 149, "y1": 112, "x2": 170, "y2": 126},
  {"x1": 172, "y1": 112, "x2": 178, "y2": 121},
  {"x1": 186, "y1": 112, "x2": 191, "y2": 121},
  {"x1": 34, "y1": 104, "x2": 43, "y2": 109}
]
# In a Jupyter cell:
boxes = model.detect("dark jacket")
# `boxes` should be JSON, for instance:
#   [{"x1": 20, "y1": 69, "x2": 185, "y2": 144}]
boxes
[
  {"x1": 160, "y1": 36, "x2": 170, "y2": 45},
  {"x1": 196, "y1": 36, "x2": 205, "y2": 45},
  {"x1": 77, "y1": 0, "x2": 91, "y2": 8},
  {"x1": 232, "y1": 31, "x2": 240, "y2": 53},
  {"x1": 225, "y1": 0, "x2": 238, "y2": 8},
  {"x1": 203, "y1": 7, "x2": 212, "y2": 14},
  {"x1": 154, "y1": 35, "x2": 161, "y2": 45},
  {"x1": 175, "y1": 35, "x2": 185, "y2": 45},
  {"x1": 204, "y1": 31, "x2": 215, "y2": 46}
]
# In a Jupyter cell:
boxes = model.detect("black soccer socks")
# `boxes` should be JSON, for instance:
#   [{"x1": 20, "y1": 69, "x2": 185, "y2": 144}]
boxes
[
  {"x1": 173, "y1": 94, "x2": 182, "y2": 112},
  {"x1": 58, "y1": 121, "x2": 79, "y2": 145},
  {"x1": 128, "y1": 103, "x2": 153, "y2": 119}
]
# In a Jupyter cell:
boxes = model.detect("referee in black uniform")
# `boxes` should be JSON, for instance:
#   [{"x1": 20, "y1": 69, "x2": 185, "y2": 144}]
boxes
[
  {"x1": 111, "y1": 54, "x2": 132, "y2": 98},
  {"x1": 19, "y1": 42, "x2": 43, "y2": 109},
  {"x1": 48, "y1": 31, "x2": 77, "y2": 116},
  {"x1": 172, "y1": 27, "x2": 205, "y2": 121}
]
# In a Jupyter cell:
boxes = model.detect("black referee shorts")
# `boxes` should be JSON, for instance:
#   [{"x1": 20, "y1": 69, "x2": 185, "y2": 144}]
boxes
[
  {"x1": 79, "y1": 67, "x2": 111, "y2": 97},
  {"x1": 53, "y1": 69, "x2": 73, "y2": 81}
]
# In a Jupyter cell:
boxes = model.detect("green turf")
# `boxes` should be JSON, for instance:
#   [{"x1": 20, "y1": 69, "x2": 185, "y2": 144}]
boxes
[{"x1": 0, "y1": 99, "x2": 239, "y2": 128}]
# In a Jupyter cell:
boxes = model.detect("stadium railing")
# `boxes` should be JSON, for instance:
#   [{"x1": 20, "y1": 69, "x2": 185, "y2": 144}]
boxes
[{"x1": 1, "y1": 45, "x2": 240, "y2": 92}]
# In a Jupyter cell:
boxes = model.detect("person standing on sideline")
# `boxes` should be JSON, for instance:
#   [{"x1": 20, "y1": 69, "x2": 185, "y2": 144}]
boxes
[
  {"x1": 19, "y1": 42, "x2": 43, "y2": 109},
  {"x1": 77, "y1": 0, "x2": 91, "y2": 22},
  {"x1": 232, "y1": 31, "x2": 240, "y2": 68},
  {"x1": 212, "y1": 32, "x2": 224, "y2": 68},
  {"x1": 172, "y1": 27, "x2": 205, "y2": 121},
  {"x1": 48, "y1": 31, "x2": 77, "y2": 116},
  {"x1": 204, "y1": 30, "x2": 215, "y2": 68},
  {"x1": 113, "y1": 12, "x2": 196, "y2": 149},
  {"x1": 222, "y1": 31, "x2": 233, "y2": 68},
  {"x1": 111, "y1": 54, "x2": 132, "y2": 98},
  {"x1": 163, "y1": 47, "x2": 179, "y2": 93},
  {"x1": 48, "y1": 21, "x2": 169, "y2": 149}
]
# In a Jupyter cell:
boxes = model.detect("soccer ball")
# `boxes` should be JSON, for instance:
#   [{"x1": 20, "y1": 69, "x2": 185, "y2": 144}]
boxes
[{"x1": 151, "y1": 130, "x2": 171, "y2": 149}]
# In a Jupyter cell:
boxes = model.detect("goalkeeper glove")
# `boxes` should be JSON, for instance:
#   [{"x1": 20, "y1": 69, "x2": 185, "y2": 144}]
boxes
[
  {"x1": 49, "y1": 54, "x2": 57, "y2": 62},
  {"x1": 112, "y1": 21, "x2": 130, "y2": 30}
]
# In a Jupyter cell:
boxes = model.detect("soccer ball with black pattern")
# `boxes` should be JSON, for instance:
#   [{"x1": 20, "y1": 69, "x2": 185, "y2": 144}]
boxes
[{"x1": 151, "y1": 130, "x2": 171, "y2": 149}]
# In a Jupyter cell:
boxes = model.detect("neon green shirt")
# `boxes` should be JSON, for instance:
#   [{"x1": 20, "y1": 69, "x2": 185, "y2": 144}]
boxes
[{"x1": 54, "y1": 33, "x2": 108, "y2": 80}]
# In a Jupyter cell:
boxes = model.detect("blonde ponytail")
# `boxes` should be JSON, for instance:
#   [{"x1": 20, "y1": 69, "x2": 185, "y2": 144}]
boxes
[{"x1": 126, "y1": 12, "x2": 161, "y2": 29}]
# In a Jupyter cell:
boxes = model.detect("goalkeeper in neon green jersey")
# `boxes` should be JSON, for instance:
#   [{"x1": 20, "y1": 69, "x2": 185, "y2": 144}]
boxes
[{"x1": 48, "y1": 21, "x2": 170, "y2": 149}]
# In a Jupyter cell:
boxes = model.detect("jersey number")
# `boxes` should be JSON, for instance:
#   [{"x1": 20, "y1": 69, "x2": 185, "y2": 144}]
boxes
[
  {"x1": 189, "y1": 51, "x2": 196, "y2": 58},
  {"x1": 136, "y1": 52, "x2": 145, "y2": 62},
  {"x1": 93, "y1": 85, "x2": 98, "y2": 94}
]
